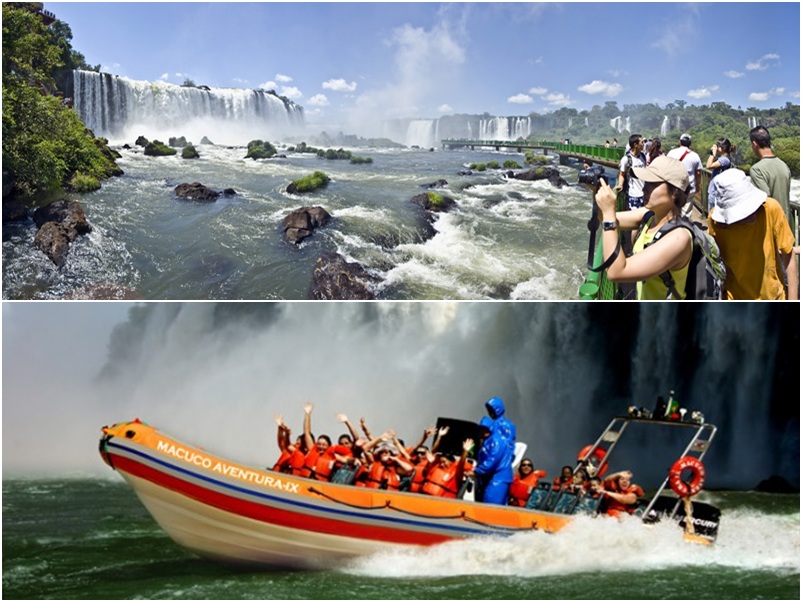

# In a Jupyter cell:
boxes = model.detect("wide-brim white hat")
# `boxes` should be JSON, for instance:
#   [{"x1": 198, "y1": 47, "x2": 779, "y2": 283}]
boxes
[{"x1": 712, "y1": 169, "x2": 767, "y2": 225}]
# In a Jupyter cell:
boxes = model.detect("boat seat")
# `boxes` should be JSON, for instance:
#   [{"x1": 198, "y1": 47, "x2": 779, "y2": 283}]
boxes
[
  {"x1": 574, "y1": 492, "x2": 602, "y2": 515},
  {"x1": 552, "y1": 490, "x2": 580, "y2": 514},
  {"x1": 525, "y1": 481, "x2": 554, "y2": 510},
  {"x1": 330, "y1": 465, "x2": 358, "y2": 485}
]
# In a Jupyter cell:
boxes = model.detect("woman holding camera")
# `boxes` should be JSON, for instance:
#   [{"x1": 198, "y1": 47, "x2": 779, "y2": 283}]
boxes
[
  {"x1": 706, "y1": 138, "x2": 734, "y2": 209},
  {"x1": 594, "y1": 156, "x2": 694, "y2": 300}
]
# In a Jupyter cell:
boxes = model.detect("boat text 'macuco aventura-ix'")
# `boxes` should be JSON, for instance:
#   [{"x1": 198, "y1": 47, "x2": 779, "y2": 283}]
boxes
[{"x1": 99, "y1": 414, "x2": 721, "y2": 569}]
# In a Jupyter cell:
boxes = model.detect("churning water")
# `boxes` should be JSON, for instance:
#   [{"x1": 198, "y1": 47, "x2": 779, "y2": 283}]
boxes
[{"x1": 3, "y1": 145, "x2": 595, "y2": 300}]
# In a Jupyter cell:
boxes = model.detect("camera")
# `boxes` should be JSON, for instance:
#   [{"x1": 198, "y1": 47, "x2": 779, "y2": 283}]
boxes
[{"x1": 578, "y1": 164, "x2": 610, "y2": 187}]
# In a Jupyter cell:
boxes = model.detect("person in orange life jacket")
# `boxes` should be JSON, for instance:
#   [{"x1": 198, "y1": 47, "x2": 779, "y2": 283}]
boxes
[
  {"x1": 272, "y1": 413, "x2": 308, "y2": 475},
  {"x1": 593, "y1": 470, "x2": 645, "y2": 517},
  {"x1": 421, "y1": 438, "x2": 473, "y2": 498},
  {"x1": 363, "y1": 444, "x2": 414, "y2": 490},
  {"x1": 563, "y1": 468, "x2": 590, "y2": 494},
  {"x1": 473, "y1": 415, "x2": 514, "y2": 505},
  {"x1": 554, "y1": 465, "x2": 574, "y2": 490},
  {"x1": 301, "y1": 403, "x2": 350, "y2": 481},
  {"x1": 508, "y1": 457, "x2": 548, "y2": 507}
]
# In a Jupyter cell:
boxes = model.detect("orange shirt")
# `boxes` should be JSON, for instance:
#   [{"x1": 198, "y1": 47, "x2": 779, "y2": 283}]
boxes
[{"x1": 709, "y1": 198, "x2": 795, "y2": 299}]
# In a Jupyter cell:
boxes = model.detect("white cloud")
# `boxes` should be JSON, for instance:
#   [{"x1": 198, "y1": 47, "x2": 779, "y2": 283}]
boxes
[
  {"x1": 508, "y1": 94, "x2": 534, "y2": 104},
  {"x1": 346, "y1": 15, "x2": 467, "y2": 130},
  {"x1": 280, "y1": 86, "x2": 303, "y2": 100},
  {"x1": 746, "y1": 53, "x2": 781, "y2": 71},
  {"x1": 258, "y1": 81, "x2": 277, "y2": 90},
  {"x1": 544, "y1": 92, "x2": 573, "y2": 106},
  {"x1": 528, "y1": 87, "x2": 548, "y2": 95},
  {"x1": 687, "y1": 85, "x2": 719, "y2": 99},
  {"x1": 749, "y1": 88, "x2": 787, "y2": 102},
  {"x1": 578, "y1": 80, "x2": 623, "y2": 97},
  {"x1": 308, "y1": 94, "x2": 329, "y2": 106},
  {"x1": 651, "y1": 15, "x2": 697, "y2": 57},
  {"x1": 159, "y1": 73, "x2": 169, "y2": 81},
  {"x1": 276, "y1": 73, "x2": 293, "y2": 83},
  {"x1": 438, "y1": 104, "x2": 454, "y2": 114},
  {"x1": 724, "y1": 70, "x2": 744, "y2": 79},
  {"x1": 322, "y1": 78, "x2": 357, "y2": 92}
]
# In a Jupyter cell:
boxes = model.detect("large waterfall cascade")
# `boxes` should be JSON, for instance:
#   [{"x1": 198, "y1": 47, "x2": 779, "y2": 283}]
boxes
[
  {"x1": 73, "y1": 70, "x2": 305, "y2": 144},
  {"x1": 96, "y1": 303, "x2": 798, "y2": 490}
]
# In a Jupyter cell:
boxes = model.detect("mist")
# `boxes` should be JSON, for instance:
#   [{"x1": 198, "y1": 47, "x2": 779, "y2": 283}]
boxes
[{"x1": 2, "y1": 302, "x2": 798, "y2": 490}]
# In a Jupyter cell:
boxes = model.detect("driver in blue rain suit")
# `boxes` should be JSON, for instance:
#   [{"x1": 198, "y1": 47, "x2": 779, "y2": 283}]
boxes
[{"x1": 473, "y1": 397, "x2": 516, "y2": 505}]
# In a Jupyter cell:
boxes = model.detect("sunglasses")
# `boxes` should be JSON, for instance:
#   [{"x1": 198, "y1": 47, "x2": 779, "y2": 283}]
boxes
[{"x1": 520, "y1": 463, "x2": 533, "y2": 467}]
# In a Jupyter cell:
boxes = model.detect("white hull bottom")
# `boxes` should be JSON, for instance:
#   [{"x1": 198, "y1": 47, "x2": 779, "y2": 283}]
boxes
[{"x1": 125, "y1": 474, "x2": 393, "y2": 569}]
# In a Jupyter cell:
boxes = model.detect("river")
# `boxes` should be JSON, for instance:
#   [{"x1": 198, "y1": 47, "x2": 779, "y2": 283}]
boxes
[
  {"x1": 2, "y1": 145, "x2": 596, "y2": 300},
  {"x1": 2, "y1": 478, "x2": 798, "y2": 599}
]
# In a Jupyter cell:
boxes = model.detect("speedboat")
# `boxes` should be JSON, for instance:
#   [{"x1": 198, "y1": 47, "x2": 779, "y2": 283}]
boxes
[{"x1": 98, "y1": 415, "x2": 721, "y2": 569}]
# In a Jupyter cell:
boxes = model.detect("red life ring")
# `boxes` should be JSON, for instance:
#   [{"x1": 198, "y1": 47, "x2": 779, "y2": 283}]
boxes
[
  {"x1": 577, "y1": 445, "x2": 609, "y2": 477},
  {"x1": 669, "y1": 456, "x2": 706, "y2": 497}
]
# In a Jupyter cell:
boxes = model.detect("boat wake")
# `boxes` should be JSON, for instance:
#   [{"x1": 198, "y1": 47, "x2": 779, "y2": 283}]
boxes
[{"x1": 344, "y1": 510, "x2": 799, "y2": 578}]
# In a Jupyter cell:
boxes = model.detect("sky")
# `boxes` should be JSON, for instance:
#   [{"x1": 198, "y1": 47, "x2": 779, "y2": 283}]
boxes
[{"x1": 49, "y1": 1, "x2": 800, "y2": 131}]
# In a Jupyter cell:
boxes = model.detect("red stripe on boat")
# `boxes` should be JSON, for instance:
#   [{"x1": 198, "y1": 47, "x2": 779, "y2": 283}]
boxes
[{"x1": 112, "y1": 453, "x2": 453, "y2": 546}]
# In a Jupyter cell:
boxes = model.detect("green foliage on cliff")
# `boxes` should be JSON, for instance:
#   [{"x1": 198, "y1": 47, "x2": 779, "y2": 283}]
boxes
[
  {"x1": 2, "y1": 3, "x2": 118, "y2": 197},
  {"x1": 527, "y1": 101, "x2": 800, "y2": 177},
  {"x1": 291, "y1": 171, "x2": 330, "y2": 193}
]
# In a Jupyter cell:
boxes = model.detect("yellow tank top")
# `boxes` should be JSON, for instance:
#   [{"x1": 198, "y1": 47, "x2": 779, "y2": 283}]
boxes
[{"x1": 633, "y1": 224, "x2": 693, "y2": 300}]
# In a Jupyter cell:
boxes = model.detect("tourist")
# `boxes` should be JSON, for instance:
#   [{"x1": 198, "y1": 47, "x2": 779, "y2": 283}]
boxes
[
  {"x1": 615, "y1": 134, "x2": 647, "y2": 209},
  {"x1": 421, "y1": 438, "x2": 474, "y2": 498},
  {"x1": 705, "y1": 138, "x2": 734, "y2": 209},
  {"x1": 594, "y1": 470, "x2": 645, "y2": 517},
  {"x1": 508, "y1": 457, "x2": 547, "y2": 507},
  {"x1": 301, "y1": 403, "x2": 350, "y2": 481},
  {"x1": 666, "y1": 133, "x2": 702, "y2": 218},
  {"x1": 363, "y1": 444, "x2": 413, "y2": 490},
  {"x1": 749, "y1": 125, "x2": 792, "y2": 223},
  {"x1": 707, "y1": 169, "x2": 798, "y2": 300},
  {"x1": 594, "y1": 156, "x2": 694, "y2": 300},
  {"x1": 553, "y1": 465, "x2": 574, "y2": 490},
  {"x1": 646, "y1": 137, "x2": 663, "y2": 165},
  {"x1": 475, "y1": 397, "x2": 516, "y2": 505}
]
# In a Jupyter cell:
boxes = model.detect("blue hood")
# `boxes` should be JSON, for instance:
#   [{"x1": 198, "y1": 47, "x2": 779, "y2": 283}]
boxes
[
  {"x1": 485, "y1": 396, "x2": 506, "y2": 419},
  {"x1": 479, "y1": 416, "x2": 494, "y2": 430}
]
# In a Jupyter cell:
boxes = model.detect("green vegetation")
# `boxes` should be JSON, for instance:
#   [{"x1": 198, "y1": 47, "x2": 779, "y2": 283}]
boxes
[
  {"x1": 288, "y1": 143, "x2": 372, "y2": 164},
  {"x1": 523, "y1": 152, "x2": 550, "y2": 166},
  {"x1": 2, "y1": 3, "x2": 119, "y2": 197},
  {"x1": 526, "y1": 101, "x2": 800, "y2": 176},
  {"x1": 426, "y1": 191, "x2": 445, "y2": 208},
  {"x1": 181, "y1": 144, "x2": 200, "y2": 159},
  {"x1": 245, "y1": 139, "x2": 278, "y2": 159},
  {"x1": 144, "y1": 140, "x2": 177, "y2": 156},
  {"x1": 67, "y1": 171, "x2": 100, "y2": 193},
  {"x1": 503, "y1": 160, "x2": 522, "y2": 169},
  {"x1": 291, "y1": 171, "x2": 330, "y2": 193}
]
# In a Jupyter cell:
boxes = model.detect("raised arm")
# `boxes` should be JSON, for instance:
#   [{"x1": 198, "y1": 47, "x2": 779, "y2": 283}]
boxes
[
  {"x1": 336, "y1": 413, "x2": 359, "y2": 442},
  {"x1": 302, "y1": 403, "x2": 315, "y2": 452}
]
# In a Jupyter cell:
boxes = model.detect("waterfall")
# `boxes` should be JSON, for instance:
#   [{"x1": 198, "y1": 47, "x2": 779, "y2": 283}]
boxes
[
  {"x1": 610, "y1": 116, "x2": 622, "y2": 132},
  {"x1": 478, "y1": 117, "x2": 531, "y2": 141},
  {"x1": 660, "y1": 115, "x2": 669, "y2": 136},
  {"x1": 675, "y1": 116, "x2": 681, "y2": 131},
  {"x1": 624, "y1": 116, "x2": 631, "y2": 132},
  {"x1": 405, "y1": 119, "x2": 437, "y2": 148},
  {"x1": 73, "y1": 70, "x2": 305, "y2": 144},
  {"x1": 748, "y1": 116, "x2": 759, "y2": 129},
  {"x1": 96, "y1": 303, "x2": 798, "y2": 489}
]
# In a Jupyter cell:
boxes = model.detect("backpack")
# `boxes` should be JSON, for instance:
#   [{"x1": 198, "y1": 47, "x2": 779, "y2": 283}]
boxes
[{"x1": 643, "y1": 215, "x2": 726, "y2": 300}]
